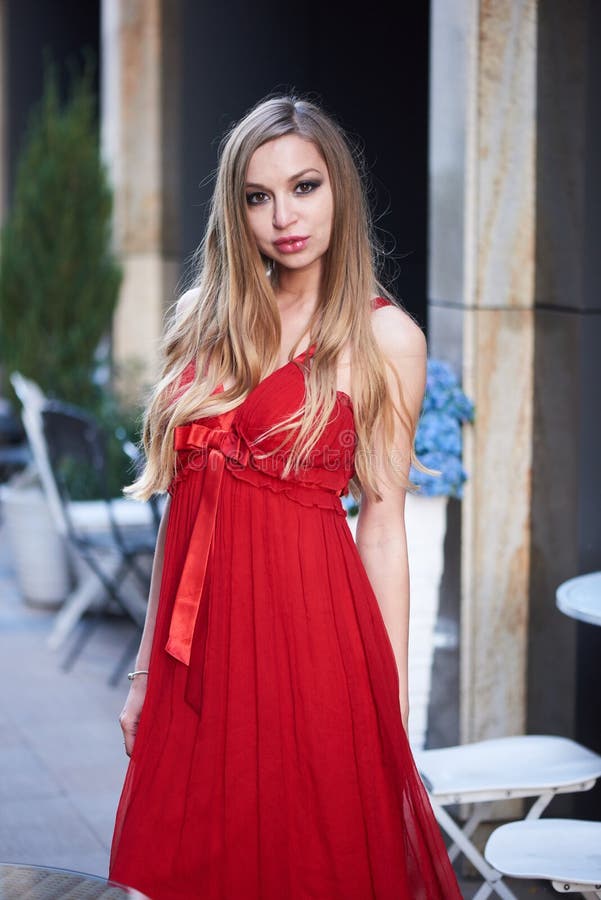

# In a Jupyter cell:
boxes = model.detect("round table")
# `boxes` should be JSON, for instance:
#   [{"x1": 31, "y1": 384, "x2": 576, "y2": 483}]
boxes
[
  {"x1": 556, "y1": 571, "x2": 601, "y2": 627},
  {"x1": 0, "y1": 862, "x2": 150, "y2": 899}
]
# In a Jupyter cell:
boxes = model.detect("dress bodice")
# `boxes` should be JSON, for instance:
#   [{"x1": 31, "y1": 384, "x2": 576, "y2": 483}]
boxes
[{"x1": 171, "y1": 295, "x2": 393, "y2": 500}]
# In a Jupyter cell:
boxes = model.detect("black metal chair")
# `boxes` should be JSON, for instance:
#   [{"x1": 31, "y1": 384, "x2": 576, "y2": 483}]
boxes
[{"x1": 41, "y1": 401, "x2": 157, "y2": 684}]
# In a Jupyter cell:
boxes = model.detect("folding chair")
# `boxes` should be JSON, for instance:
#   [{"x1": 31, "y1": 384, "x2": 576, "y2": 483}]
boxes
[
  {"x1": 485, "y1": 819, "x2": 601, "y2": 897},
  {"x1": 413, "y1": 735, "x2": 601, "y2": 900},
  {"x1": 40, "y1": 401, "x2": 158, "y2": 683},
  {"x1": 11, "y1": 373, "x2": 161, "y2": 661}
]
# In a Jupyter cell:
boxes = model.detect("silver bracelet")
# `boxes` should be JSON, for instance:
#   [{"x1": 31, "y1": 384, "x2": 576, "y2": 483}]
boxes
[{"x1": 127, "y1": 669, "x2": 149, "y2": 680}]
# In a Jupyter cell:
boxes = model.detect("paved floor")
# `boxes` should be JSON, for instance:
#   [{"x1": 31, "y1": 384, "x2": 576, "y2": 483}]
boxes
[
  {"x1": 0, "y1": 520, "x2": 555, "y2": 897},
  {"x1": 0, "y1": 521, "x2": 133, "y2": 879}
]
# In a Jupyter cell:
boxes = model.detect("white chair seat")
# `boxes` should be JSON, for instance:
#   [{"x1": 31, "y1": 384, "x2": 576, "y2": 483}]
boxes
[
  {"x1": 414, "y1": 735, "x2": 601, "y2": 800},
  {"x1": 485, "y1": 819, "x2": 601, "y2": 893},
  {"x1": 413, "y1": 736, "x2": 601, "y2": 900},
  {"x1": 69, "y1": 497, "x2": 159, "y2": 532}
]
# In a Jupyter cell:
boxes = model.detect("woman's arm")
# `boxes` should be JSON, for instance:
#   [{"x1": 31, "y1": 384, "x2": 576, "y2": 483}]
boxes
[
  {"x1": 355, "y1": 308, "x2": 427, "y2": 733},
  {"x1": 119, "y1": 493, "x2": 171, "y2": 755},
  {"x1": 133, "y1": 492, "x2": 171, "y2": 669},
  {"x1": 126, "y1": 285, "x2": 193, "y2": 674}
]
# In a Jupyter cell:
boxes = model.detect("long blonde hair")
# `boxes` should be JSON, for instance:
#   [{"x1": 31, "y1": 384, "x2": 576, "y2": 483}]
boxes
[{"x1": 127, "y1": 94, "x2": 423, "y2": 502}]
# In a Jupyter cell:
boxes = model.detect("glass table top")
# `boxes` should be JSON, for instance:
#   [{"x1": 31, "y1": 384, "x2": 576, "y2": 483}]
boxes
[{"x1": 0, "y1": 863, "x2": 151, "y2": 899}]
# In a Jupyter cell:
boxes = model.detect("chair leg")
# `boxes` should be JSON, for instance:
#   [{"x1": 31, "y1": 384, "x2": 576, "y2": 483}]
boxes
[
  {"x1": 108, "y1": 629, "x2": 141, "y2": 687},
  {"x1": 432, "y1": 802, "x2": 520, "y2": 900},
  {"x1": 60, "y1": 612, "x2": 102, "y2": 672},
  {"x1": 447, "y1": 804, "x2": 490, "y2": 862},
  {"x1": 58, "y1": 558, "x2": 129, "y2": 671},
  {"x1": 49, "y1": 542, "x2": 149, "y2": 680},
  {"x1": 47, "y1": 569, "x2": 105, "y2": 650},
  {"x1": 525, "y1": 790, "x2": 555, "y2": 820}
]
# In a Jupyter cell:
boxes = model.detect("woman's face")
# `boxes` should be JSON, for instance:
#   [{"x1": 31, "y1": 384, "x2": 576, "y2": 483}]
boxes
[{"x1": 244, "y1": 134, "x2": 334, "y2": 276}]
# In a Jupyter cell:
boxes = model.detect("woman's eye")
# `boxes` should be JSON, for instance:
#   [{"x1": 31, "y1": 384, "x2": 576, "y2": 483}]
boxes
[
  {"x1": 246, "y1": 191, "x2": 268, "y2": 206},
  {"x1": 295, "y1": 181, "x2": 320, "y2": 195}
]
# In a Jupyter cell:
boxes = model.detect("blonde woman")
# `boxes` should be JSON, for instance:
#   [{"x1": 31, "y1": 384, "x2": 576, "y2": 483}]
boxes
[{"x1": 109, "y1": 95, "x2": 461, "y2": 899}]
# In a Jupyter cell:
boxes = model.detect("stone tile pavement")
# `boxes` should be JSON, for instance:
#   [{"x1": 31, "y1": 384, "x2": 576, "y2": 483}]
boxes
[
  {"x1": 0, "y1": 520, "x2": 555, "y2": 897},
  {"x1": 0, "y1": 521, "x2": 134, "y2": 879}
]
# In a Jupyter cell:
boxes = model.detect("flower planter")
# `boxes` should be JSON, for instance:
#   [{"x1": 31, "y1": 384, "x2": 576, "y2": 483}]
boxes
[
  {"x1": 0, "y1": 470, "x2": 71, "y2": 608},
  {"x1": 346, "y1": 492, "x2": 448, "y2": 750},
  {"x1": 403, "y1": 492, "x2": 448, "y2": 750}
]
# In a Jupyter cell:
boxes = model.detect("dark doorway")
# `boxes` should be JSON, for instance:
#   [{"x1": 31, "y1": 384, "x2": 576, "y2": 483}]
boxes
[
  {"x1": 181, "y1": 1, "x2": 430, "y2": 329},
  {"x1": 5, "y1": 0, "x2": 100, "y2": 205}
]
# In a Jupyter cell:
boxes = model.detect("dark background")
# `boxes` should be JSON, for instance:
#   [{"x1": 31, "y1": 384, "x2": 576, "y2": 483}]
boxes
[
  {"x1": 5, "y1": 0, "x2": 101, "y2": 202},
  {"x1": 179, "y1": 0, "x2": 430, "y2": 328}
]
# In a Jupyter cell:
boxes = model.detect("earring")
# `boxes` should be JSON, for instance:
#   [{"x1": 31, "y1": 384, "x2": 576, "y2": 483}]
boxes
[{"x1": 265, "y1": 258, "x2": 274, "y2": 278}]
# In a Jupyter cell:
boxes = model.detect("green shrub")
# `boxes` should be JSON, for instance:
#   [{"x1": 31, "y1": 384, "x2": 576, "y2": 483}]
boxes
[
  {"x1": 0, "y1": 55, "x2": 142, "y2": 497},
  {"x1": 0, "y1": 54, "x2": 122, "y2": 410}
]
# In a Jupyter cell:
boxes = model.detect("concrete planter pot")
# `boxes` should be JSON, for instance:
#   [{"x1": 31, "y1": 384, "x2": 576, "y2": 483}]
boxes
[
  {"x1": 346, "y1": 491, "x2": 449, "y2": 750},
  {"x1": 403, "y1": 492, "x2": 448, "y2": 749},
  {"x1": 0, "y1": 469, "x2": 71, "y2": 608}
]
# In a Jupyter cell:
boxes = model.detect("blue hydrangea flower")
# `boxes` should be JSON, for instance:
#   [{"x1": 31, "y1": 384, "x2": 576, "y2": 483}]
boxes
[
  {"x1": 411, "y1": 359, "x2": 474, "y2": 498},
  {"x1": 341, "y1": 493, "x2": 359, "y2": 515},
  {"x1": 410, "y1": 452, "x2": 468, "y2": 499},
  {"x1": 342, "y1": 359, "x2": 474, "y2": 506},
  {"x1": 414, "y1": 411, "x2": 462, "y2": 457}
]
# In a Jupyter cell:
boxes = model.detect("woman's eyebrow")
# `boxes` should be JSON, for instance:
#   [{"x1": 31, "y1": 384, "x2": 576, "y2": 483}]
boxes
[{"x1": 245, "y1": 168, "x2": 323, "y2": 189}]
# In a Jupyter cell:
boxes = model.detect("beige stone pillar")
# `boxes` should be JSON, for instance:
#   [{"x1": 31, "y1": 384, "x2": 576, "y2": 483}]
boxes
[
  {"x1": 460, "y1": 0, "x2": 537, "y2": 744},
  {"x1": 101, "y1": 0, "x2": 182, "y2": 395},
  {"x1": 430, "y1": 0, "x2": 537, "y2": 744}
]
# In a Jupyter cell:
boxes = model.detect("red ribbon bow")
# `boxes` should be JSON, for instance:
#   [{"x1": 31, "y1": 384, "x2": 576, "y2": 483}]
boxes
[{"x1": 165, "y1": 421, "x2": 250, "y2": 714}]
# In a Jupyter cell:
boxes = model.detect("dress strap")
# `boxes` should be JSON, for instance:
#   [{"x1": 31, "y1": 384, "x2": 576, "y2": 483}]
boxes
[{"x1": 371, "y1": 295, "x2": 394, "y2": 311}]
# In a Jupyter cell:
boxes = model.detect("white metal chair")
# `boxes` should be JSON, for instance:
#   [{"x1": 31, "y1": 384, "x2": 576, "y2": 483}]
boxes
[
  {"x1": 485, "y1": 819, "x2": 601, "y2": 897},
  {"x1": 10, "y1": 372, "x2": 159, "y2": 668},
  {"x1": 413, "y1": 735, "x2": 601, "y2": 900}
]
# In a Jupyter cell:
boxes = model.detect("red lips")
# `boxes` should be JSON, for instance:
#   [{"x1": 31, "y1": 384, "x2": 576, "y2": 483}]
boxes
[
  {"x1": 273, "y1": 235, "x2": 309, "y2": 246},
  {"x1": 273, "y1": 236, "x2": 309, "y2": 254}
]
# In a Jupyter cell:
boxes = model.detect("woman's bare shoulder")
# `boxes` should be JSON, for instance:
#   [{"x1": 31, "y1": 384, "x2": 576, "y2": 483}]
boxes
[
  {"x1": 174, "y1": 287, "x2": 200, "y2": 321},
  {"x1": 370, "y1": 298, "x2": 427, "y2": 360}
]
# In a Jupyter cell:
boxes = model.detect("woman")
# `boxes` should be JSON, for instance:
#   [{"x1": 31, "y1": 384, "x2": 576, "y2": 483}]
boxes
[{"x1": 109, "y1": 95, "x2": 462, "y2": 900}]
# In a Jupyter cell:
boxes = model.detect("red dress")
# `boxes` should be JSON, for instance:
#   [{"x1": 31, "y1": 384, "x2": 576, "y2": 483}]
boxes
[{"x1": 108, "y1": 297, "x2": 462, "y2": 900}]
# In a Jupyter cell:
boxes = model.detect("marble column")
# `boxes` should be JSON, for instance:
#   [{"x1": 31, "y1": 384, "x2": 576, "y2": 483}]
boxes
[
  {"x1": 462, "y1": 0, "x2": 538, "y2": 744},
  {"x1": 101, "y1": 0, "x2": 182, "y2": 396},
  {"x1": 430, "y1": 0, "x2": 539, "y2": 744}
]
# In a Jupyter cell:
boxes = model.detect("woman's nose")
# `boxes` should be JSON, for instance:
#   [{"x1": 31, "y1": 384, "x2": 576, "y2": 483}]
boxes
[{"x1": 272, "y1": 196, "x2": 297, "y2": 230}]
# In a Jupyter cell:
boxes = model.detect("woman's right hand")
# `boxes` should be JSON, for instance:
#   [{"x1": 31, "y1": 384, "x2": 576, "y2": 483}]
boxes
[{"x1": 118, "y1": 676, "x2": 148, "y2": 757}]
